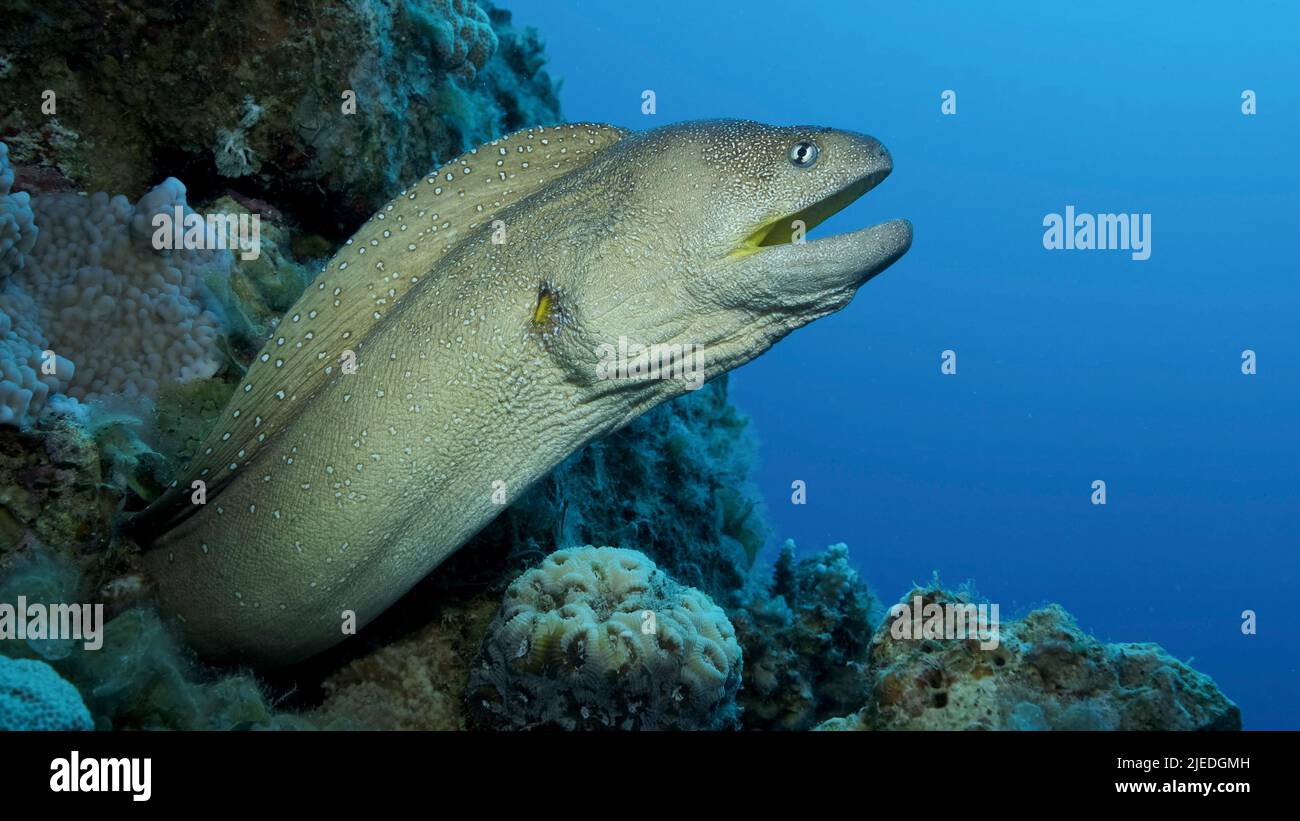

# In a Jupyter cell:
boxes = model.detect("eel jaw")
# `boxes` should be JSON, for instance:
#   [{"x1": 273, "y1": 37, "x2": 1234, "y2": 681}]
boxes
[
  {"x1": 787, "y1": 215, "x2": 912, "y2": 293},
  {"x1": 729, "y1": 164, "x2": 912, "y2": 298},
  {"x1": 732, "y1": 166, "x2": 893, "y2": 256}
]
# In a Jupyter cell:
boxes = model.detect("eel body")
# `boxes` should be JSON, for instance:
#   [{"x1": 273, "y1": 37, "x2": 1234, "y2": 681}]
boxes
[{"x1": 136, "y1": 120, "x2": 912, "y2": 665}]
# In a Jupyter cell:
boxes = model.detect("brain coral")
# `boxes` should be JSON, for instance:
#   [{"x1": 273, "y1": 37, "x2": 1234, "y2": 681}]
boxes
[
  {"x1": 0, "y1": 146, "x2": 233, "y2": 426},
  {"x1": 468, "y1": 546, "x2": 743, "y2": 730},
  {"x1": 0, "y1": 655, "x2": 93, "y2": 731},
  {"x1": 405, "y1": 0, "x2": 499, "y2": 80}
]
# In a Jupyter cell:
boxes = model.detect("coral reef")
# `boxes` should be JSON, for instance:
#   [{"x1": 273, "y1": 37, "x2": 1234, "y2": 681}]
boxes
[
  {"x1": 729, "y1": 541, "x2": 880, "y2": 730},
  {"x1": 0, "y1": 550, "x2": 309, "y2": 730},
  {"x1": 478, "y1": 1, "x2": 563, "y2": 129},
  {"x1": 312, "y1": 594, "x2": 500, "y2": 730},
  {"x1": 408, "y1": 0, "x2": 499, "y2": 80},
  {"x1": 467, "y1": 547, "x2": 743, "y2": 730},
  {"x1": 0, "y1": 143, "x2": 35, "y2": 277},
  {"x1": 0, "y1": 0, "x2": 562, "y2": 236},
  {"x1": 0, "y1": 0, "x2": 1247, "y2": 736},
  {"x1": 818, "y1": 586, "x2": 1242, "y2": 731},
  {"x1": 276, "y1": 377, "x2": 768, "y2": 728},
  {"x1": 0, "y1": 142, "x2": 62, "y2": 426},
  {"x1": 0, "y1": 406, "x2": 122, "y2": 564},
  {"x1": 0, "y1": 0, "x2": 758, "y2": 732},
  {"x1": 61, "y1": 606, "x2": 311, "y2": 731},
  {"x1": 197, "y1": 194, "x2": 320, "y2": 356},
  {"x1": 0, "y1": 149, "x2": 234, "y2": 426},
  {"x1": 0, "y1": 655, "x2": 92, "y2": 730},
  {"x1": 11, "y1": 178, "x2": 230, "y2": 401},
  {"x1": 0, "y1": 295, "x2": 68, "y2": 427}
]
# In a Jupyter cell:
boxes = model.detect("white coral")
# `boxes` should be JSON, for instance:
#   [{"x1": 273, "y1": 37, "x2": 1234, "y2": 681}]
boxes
[
  {"x1": 0, "y1": 142, "x2": 37, "y2": 280},
  {"x1": 214, "y1": 96, "x2": 264, "y2": 178},
  {"x1": 0, "y1": 141, "x2": 233, "y2": 426},
  {"x1": 0, "y1": 288, "x2": 73, "y2": 426}
]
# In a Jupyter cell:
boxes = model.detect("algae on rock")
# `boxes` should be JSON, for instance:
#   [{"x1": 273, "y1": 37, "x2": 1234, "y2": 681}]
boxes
[
  {"x1": 818, "y1": 585, "x2": 1242, "y2": 731},
  {"x1": 730, "y1": 541, "x2": 881, "y2": 730},
  {"x1": 0, "y1": 0, "x2": 563, "y2": 238}
]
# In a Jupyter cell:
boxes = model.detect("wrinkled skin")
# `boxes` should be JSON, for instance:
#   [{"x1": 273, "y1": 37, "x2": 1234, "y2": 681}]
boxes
[{"x1": 140, "y1": 119, "x2": 912, "y2": 665}]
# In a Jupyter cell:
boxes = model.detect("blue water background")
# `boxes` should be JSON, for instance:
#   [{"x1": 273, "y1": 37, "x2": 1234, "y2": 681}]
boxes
[{"x1": 507, "y1": 0, "x2": 1299, "y2": 729}]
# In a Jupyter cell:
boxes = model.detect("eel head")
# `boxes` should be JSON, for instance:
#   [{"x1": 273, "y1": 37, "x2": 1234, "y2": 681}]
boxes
[{"x1": 538, "y1": 119, "x2": 912, "y2": 407}]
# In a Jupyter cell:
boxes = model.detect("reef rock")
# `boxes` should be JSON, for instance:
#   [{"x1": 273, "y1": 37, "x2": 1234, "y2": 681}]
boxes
[
  {"x1": 196, "y1": 194, "x2": 320, "y2": 357},
  {"x1": 0, "y1": 547, "x2": 312, "y2": 730},
  {"x1": 0, "y1": 407, "x2": 121, "y2": 564},
  {"x1": 313, "y1": 593, "x2": 500, "y2": 730},
  {"x1": 0, "y1": 0, "x2": 562, "y2": 236},
  {"x1": 61, "y1": 606, "x2": 313, "y2": 731},
  {"x1": 818, "y1": 586, "x2": 1242, "y2": 731},
  {"x1": 467, "y1": 546, "x2": 743, "y2": 730},
  {"x1": 730, "y1": 541, "x2": 880, "y2": 730}
]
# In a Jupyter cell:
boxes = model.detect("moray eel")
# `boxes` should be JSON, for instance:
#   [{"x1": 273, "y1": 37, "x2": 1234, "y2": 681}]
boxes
[{"x1": 134, "y1": 120, "x2": 912, "y2": 665}]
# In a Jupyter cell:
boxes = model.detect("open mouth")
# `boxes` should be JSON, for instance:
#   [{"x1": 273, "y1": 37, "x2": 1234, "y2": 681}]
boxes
[{"x1": 731, "y1": 167, "x2": 892, "y2": 257}]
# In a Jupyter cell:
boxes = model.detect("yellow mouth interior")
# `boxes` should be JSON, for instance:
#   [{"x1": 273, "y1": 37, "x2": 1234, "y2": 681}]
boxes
[{"x1": 730, "y1": 174, "x2": 879, "y2": 258}]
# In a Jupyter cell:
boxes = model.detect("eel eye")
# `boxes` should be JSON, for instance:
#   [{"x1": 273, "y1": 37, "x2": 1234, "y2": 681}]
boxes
[{"x1": 788, "y1": 140, "x2": 819, "y2": 168}]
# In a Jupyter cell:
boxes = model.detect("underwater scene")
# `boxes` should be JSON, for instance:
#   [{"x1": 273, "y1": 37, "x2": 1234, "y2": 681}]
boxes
[{"x1": 0, "y1": 0, "x2": 1295, "y2": 761}]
